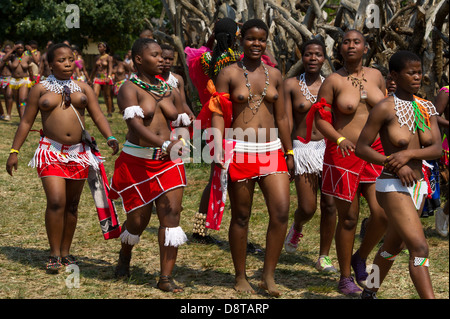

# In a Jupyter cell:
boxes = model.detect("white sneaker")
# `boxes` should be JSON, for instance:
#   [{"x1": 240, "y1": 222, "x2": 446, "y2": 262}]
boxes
[
  {"x1": 284, "y1": 224, "x2": 303, "y2": 253},
  {"x1": 435, "y1": 207, "x2": 449, "y2": 237},
  {"x1": 315, "y1": 255, "x2": 338, "y2": 273}
]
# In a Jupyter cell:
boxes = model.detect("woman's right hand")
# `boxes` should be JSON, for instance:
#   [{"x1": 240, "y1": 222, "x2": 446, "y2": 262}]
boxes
[
  {"x1": 396, "y1": 165, "x2": 417, "y2": 187},
  {"x1": 338, "y1": 138, "x2": 355, "y2": 157},
  {"x1": 6, "y1": 154, "x2": 18, "y2": 176}
]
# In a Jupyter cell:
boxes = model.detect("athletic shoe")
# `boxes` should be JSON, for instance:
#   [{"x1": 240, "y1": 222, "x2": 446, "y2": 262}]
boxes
[
  {"x1": 284, "y1": 224, "x2": 303, "y2": 253},
  {"x1": 435, "y1": 207, "x2": 449, "y2": 237},
  {"x1": 360, "y1": 288, "x2": 377, "y2": 299},
  {"x1": 351, "y1": 250, "x2": 368, "y2": 287},
  {"x1": 338, "y1": 276, "x2": 362, "y2": 296},
  {"x1": 315, "y1": 255, "x2": 338, "y2": 273}
]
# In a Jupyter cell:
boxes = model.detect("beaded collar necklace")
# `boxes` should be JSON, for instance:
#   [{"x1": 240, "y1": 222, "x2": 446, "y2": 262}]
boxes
[
  {"x1": 129, "y1": 73, "x2": 171, "y2": 96},
  {"x1": 393, "y1": 94, "x2": 437, "y2": 133},
  {"x1": 41, "y1": 74, "x2": 82, "y2": 94},
  {"x1": 242, "y1": 61, "x2": 269, "y2": 115},
  {"x1": 298, "y1": 73, "x2": 325, "y2": 103}
]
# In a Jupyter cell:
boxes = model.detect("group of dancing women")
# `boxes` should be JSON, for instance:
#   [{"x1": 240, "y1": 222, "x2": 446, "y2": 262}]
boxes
[{"x1": 4, "y1": 17, "x2": 447, "y2": 299}]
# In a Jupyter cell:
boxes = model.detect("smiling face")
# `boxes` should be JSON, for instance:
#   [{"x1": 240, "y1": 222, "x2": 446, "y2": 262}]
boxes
[
  {"x1": 49, "y1": 47, "x2": 75, "y2": 80},
  {"x1": 241, "y1": 27, "x2": 267, "y2": 60},
  {"x1": 15, "y1": 43, "x2": 25, "y2": 57},
  {"x1": 391, "y1": 60, "x2": 422, "y2": 95},
  {"x1": 135, "y1": 42, "x2": 164, "y2": 76},
  {"x1": 340, "y1": 30, "x2": 367, "y2": 63},
  {"x1": 302, "y1": 44, "x2": 325, "y2": 74}
]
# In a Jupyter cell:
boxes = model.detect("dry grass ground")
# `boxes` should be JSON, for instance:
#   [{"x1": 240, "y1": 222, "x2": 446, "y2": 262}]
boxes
[{"x1": 0, "y1": 107, "x2": 448, "y2": 301}]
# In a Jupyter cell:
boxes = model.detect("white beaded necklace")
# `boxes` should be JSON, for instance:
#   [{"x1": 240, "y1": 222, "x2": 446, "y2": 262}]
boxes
[
  {"x1": 41, "y1": 74, "x2": 82, "y2": 94},
  {"x1": 298, "y1": 73, "x2": 325, "y2": 103},
  {"x1": 393, "y1": 94, "x2": 438, "y2": 134}
]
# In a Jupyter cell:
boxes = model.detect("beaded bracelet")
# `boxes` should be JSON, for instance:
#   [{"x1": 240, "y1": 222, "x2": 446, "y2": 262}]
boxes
[
  {"x1": 10, "y1": 148, "x2": 19, "y2": 154},
  {"x1": 285, "y1": 149, "x2": 294, "y2": 156},
  {"x1": 107, "y1": 136, "x2": 117, "y2": 141}
]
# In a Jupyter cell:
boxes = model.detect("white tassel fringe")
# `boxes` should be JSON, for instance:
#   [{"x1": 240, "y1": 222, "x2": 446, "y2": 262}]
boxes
[
  {"x1": 120, "y1": 229, "x2": 140, "y2": 246},
  {"x1": 123, "y1": 105, "x2": 144, "y2": 120},
  {"x1": 164, "y1": 226, "x2": 188, "y2": 247}
]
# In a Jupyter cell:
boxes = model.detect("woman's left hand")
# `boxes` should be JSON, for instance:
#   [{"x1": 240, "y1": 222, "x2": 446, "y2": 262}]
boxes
[
  {"x1": 384, "y1": 150, "x2": 411, "y2": 172},
  {"x1": 286, "y1": 155, "x2": 295, "y2": 182},
  {"x1": 107, "y1": 139, "x2": 119, "y2": 155}
]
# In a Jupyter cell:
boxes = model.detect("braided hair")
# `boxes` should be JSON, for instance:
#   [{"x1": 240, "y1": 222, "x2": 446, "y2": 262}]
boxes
[{"x1": 208, "y1": 18, "x2": 238, "y2": 80}]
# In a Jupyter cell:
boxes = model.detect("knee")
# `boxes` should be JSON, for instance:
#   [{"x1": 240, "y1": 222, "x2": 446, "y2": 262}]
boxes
[
  {"x1": 297, "y1": 203, "x2": 316, "y2": 220},
  {"x1": 46, "y1": 197, "x2": 65, "y2": 214},
  {"x1": 409, "y1": 242, "x2": 429, "y2": 259},
  {"x1": 66, "y1": 199, "x2": 80, "y2": 216},
  {"x1": 231, "y1": 209, "x2": 251, "y2": 228},
  {"x1": 271, "y1": 203, "x2": 290, "y2": 225},
  {"x1": 158, "y1": 203, "x2": 182, "y2": 227},
  {"x1": 320, "y1": 198, "x2": 336, "y2": 216},
  {"x1": 339, "y1": 214, "x2": 358, "y2": 231}
]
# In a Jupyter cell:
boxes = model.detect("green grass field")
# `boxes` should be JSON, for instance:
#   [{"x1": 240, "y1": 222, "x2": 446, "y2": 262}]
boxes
[{"x1": 0, "y1": 103, "x2": 448, "y2": 300}]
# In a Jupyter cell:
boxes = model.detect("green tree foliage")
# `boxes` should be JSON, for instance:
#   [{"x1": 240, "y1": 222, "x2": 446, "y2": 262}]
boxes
[{"x1": 0, "y1": 0, "x2": 162, "y2": 51}]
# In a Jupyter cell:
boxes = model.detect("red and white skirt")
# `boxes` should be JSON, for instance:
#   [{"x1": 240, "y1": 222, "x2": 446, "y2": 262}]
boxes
[
  {"x1": 29, "y1": 135, "x2": 102, "y2": 180},
  {"x1": 227, "y1": 138, "x2": 288, "y2": 182},
  {"x1": 108, "y1": 142, "x2": 187, "y2": 213},
  {"x1": 321, "y1": 138, "x2": 384, "y2": 202}
]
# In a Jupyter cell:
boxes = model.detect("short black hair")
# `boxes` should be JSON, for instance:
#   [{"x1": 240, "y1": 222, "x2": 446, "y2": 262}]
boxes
[
  {"x1": 131, "y1": 38, "x2": 159, "y2": 65},
  {"x1": 343, "y1": 29, "x2": 367, "y2": 45},
  {"x1": 160, "y1": 44, "x2": 174, "y2": 52},
  {"x1": 47, "y1": 43, "x2": 72, "y2": 63},
  {"x1": 241, "y1": 19, "x2": 269, "y2": 38},
  {"x1": 301, "y1": 38, "x2": 326, "y2": 56},
  {"x1": 389, "y1": 50, "x2": 421, "y2": 73}
]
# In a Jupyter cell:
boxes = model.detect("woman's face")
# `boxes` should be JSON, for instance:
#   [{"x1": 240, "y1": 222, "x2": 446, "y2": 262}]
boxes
[
  {"x1": 391, "y1": 60, "x2": 422, "y2": 95},
  {"x1": 241, "y1": 27, "x2": 267, "y2": 60},
  {"x1": 15, "y1": 44, "x2": 25, "y2": 56},
  {"x1": 50, "y1": 47, "x2": 75, "y2": 80},
  {"x1": 136, "y1": 43, "x2": 164, "y2": 76},
  {"x1": 161, "y1": 49, "x2": 174, "y2": 72},
  {"x1": 340, "y1": 31, "x2": 367, "y2": 63},
  {"x1": 302, "y1": 44, "x2": 325, "y2": 74},
  {"x1": 98, "y1": 43, "x2": 106, "y2": 54}
]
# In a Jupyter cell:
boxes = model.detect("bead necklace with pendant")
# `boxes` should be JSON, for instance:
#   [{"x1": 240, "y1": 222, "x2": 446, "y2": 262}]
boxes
[{"x1": 344, "y1": 66, "x2": 367, "y2": 100}]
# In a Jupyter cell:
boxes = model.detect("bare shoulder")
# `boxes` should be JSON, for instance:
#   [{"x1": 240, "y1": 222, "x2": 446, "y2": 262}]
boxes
[
  {"x1": 173, "y1": 72, "x2": 185, "y2": 84},
  {"x1": 266, "y1": 64, "x2": 281, "y2": 78},
  {"x1": 319, "y1": 72, "x2": 342, "y2": 90},
  {"x1": 284, "y1": 76, "x2": 299, "y2": 91},
  {"x1": 117, "y1": 80, "x2": 139, "y2": 109},
  {"x1": 76, "y1": 81, "x2": 93, "y2": 94},
  {"x1": 364, "y1": 66, "x2": 383, "y2": 77},
  {"x1": 372, "y1": 95, "x2": 395, "y2": 115},
  {"x1": 29, "y1": 82, "x2": 46, "y2": 97}
]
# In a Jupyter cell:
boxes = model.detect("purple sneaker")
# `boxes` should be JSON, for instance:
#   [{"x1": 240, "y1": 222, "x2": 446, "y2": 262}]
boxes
[
  {"x1": 351, "y1": 250, "x2": 368, "y2": 287},
  {"x1": 338, "y1": 276, "x2": 362, "y2": 296}
]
